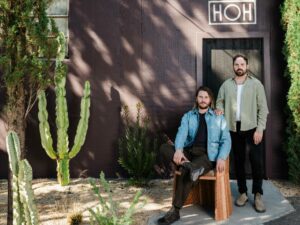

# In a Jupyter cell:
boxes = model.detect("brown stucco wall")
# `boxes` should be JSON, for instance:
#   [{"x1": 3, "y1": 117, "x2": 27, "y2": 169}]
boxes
[{"x1": 0, "y1": 0, "x2": 288, "y2": 179}]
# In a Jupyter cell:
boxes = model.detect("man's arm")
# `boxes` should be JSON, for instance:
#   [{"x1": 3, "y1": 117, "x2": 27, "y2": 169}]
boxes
[
  {"x1": 216, "y1": 83, "x2": 225, "y2": 111},
  {"x1": 174, "y1": 113, "x2": 189, "y2": 150},
  {"x1": 217, "y1": 116, "x2": 231, "y2": 161},
  {"x1": 253, "y1": 82, "x2": 269, "y2": 144},
  {"x1": 256, "y1": 82, "x2": 269, "y2": 133},
  {"x1": 173, "y1": 150, "x2": 188, "y2": 165},
  {"x1": 173, "y1": 113, "x2": 189, "y2": 165},
  {"x1": 216, "y1": 159, "x2": 226, "y2": 173},
  {"x1": 216, "y1": 116, "x2": 231, "y2": 173}
]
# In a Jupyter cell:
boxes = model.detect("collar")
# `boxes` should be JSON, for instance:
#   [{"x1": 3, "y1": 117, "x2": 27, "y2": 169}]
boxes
[
  {"x1": 192, "y1": 108, "x2": 214, "y2": 115},
  {"x1": 231, "y1": 74, "x2": 253, "y2": 81}
]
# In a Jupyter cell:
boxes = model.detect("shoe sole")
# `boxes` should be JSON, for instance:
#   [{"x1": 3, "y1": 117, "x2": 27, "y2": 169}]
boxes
[
  {"x1": 234, "y1": 199, "x2": 248, "y2": 207},
  {"x1": 157, "y1": 215, "x2": 180, "y2": 225},
  {"x1": 254, "y1": 204, "x2": 266, "y2": 213}
]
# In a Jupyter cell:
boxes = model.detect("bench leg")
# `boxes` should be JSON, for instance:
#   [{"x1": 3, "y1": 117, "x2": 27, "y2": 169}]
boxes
[{"x1": 215, "y1": 174, "x2": 233, "y2": 221}]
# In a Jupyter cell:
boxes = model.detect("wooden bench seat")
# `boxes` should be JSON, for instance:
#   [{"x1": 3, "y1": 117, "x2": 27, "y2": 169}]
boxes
[{"x1": 173, "y1": 158, "x2": 232, "y2": 221}]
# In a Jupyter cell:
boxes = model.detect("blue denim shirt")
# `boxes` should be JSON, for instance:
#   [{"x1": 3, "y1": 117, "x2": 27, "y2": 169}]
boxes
[{"x1": 174, "y1": 108, "x2": 231, "y2": 161}]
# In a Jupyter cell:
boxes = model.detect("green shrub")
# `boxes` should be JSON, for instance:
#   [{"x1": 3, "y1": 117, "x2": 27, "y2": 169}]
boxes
[
  {"x1": 281, "y1": 0, "x2": 300, "y2": 184},
  {"x1": 88, "y1": 172, "x2": 143, "y2": 225},
  {"x1": 118, "y1": 103, "x2": 158, "y2": 185}
]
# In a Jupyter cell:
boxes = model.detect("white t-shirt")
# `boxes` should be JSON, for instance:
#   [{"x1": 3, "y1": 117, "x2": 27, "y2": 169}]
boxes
[{"x1": 236, "y1": 84, "x2": 244, "y2": 121}]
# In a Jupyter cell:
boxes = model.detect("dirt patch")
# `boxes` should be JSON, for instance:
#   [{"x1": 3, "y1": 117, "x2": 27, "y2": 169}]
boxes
[
  {"x1": 271, "y1": 180, "x2": 300, "y2": 197},
  {"x1": 0, "y1": 179, "x2": 173, "y2": 225},
  {"x1": 0, "y1": 179, "x2": 299, "y2": 225}
]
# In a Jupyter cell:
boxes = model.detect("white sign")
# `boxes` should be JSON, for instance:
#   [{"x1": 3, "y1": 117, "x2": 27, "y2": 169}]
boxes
[{"x1": 208, "y1": 0, "x2": 256, "y2": 25}]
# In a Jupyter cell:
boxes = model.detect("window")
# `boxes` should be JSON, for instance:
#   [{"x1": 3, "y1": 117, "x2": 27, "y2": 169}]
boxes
[{"x1": 47, "y1": 0, "x2": 69, "y2": 55}]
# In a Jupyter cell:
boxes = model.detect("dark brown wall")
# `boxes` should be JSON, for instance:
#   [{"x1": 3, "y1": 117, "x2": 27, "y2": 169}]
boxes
[{"x1": 0, "y1": 0, "x2": 288, "y2": 179}]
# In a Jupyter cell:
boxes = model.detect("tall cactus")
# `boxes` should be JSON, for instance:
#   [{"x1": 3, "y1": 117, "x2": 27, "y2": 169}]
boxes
[
  {"x1": 6, "y1": 131, "x2": 39, "y2": 225},
  {"x1": 37, "y1": 32, "x2": 91, "y2": 186}
]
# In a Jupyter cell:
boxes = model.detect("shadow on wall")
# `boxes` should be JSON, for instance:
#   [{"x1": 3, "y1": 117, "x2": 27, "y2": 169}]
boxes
[
  {"x1": 0, "y1": 0, "x2": 258, "y2": 178},
  {"x1": 63, "y1": 0, "x2": 210, "y2": 178}
]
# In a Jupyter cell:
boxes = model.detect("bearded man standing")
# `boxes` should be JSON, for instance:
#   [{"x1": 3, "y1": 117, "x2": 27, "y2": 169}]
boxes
[{"x1": 216, "y1": 54, "x2": 269, "y2": 213}]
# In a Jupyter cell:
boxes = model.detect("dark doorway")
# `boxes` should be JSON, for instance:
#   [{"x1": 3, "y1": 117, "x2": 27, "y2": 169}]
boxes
[{"x1": 202, "y1": 38, "x2": 264, "y2": 178}]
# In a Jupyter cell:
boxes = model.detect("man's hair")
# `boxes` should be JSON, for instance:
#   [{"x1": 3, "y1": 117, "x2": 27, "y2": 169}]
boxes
[
  {"x1": 233, "y1": 54, "x2": 248, "y2": 65},
  {"x1": 194, "y1": 86, "x2": 215, "y2": 109}
]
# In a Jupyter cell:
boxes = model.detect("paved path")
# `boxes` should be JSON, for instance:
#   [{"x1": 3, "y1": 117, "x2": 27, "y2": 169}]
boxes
[
  {"x1": 264, "y1": 196, "x2": 300, "y2": 225},
  {"x1": 148, "y1": 180, "x2": 295, "y2": 225}
]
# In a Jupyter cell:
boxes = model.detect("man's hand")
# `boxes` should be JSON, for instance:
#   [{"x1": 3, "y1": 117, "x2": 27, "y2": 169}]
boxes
[
  {"x1": 173, "y1": 150, "x2": 188, "y2": 165},
  {"x1": 214, "y1": 109, "x2": 224, "y2": 116},
  {"x1": 216, "y1": 159, "x2": 225, "y2": 173},
  {"x1": 253, "y1": 131, "x2": 263, "y2": 145}
]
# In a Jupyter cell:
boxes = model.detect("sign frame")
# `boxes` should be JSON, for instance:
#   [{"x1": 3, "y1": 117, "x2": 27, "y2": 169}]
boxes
[{"x1": 208, "y1": 0, "x2": 257, "y2": 25}]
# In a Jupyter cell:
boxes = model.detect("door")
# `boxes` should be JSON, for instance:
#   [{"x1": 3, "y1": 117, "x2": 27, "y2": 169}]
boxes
[{"x1": 203, "y1": 38, "x2": 264, "y2": 178}]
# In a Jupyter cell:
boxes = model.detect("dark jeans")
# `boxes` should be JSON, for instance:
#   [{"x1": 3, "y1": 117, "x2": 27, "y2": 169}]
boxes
[
  {"x1": 231, "y1": 122, "x2": 264, "y2": 195},
  {"x1": 159, "y1": 143, "x2": 213, "y2": 208}
]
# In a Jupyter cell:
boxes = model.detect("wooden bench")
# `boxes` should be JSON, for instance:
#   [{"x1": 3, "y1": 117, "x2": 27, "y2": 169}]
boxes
[{"x1": 173, "y1": 158, "x2": 232, "y2": 221}]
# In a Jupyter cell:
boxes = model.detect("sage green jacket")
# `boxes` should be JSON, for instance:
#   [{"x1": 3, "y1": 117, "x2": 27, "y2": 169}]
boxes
[{"x1": 216, "y1": 75, "x2": 269, "y2": 132}]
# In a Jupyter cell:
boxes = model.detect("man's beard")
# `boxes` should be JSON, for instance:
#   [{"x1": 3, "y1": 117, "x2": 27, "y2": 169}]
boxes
[
  {"x1": 198, "y1": 103, "x2": 209, "y2": 109},
  {"x1": 234, "y1": 69, "x2": 247, "y2": 77}
]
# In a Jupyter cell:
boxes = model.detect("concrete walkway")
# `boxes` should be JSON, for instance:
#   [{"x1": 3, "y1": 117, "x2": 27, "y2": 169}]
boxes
[
  {"x1": 264, "y1": 196, "x2": 300, "y2": 225},
  {"x1": 148, "y1": 180, "x2": 295, "y2": 225}
]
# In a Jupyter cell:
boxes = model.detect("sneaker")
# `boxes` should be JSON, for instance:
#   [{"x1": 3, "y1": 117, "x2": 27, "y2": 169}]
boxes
[
  {"x1": 254, "y1": 193, "x2": 266, "y2": 213},
  {"x1": 157, "y1": 206, "x2": 180, "y2": 225},
  {"x1": 235, "y1": 193, "x2": 248, "y2": 207},
  {"x1": 182, "y1": 162, "x2": 205, "y2": 181},
  {"x1": 190, "y1": 167, "x2": 205, "y2": 181}
]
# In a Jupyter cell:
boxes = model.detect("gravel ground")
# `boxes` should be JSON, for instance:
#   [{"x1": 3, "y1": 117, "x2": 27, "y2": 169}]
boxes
[
  {"x1": 0, "y1": 179, "x2": 173, "y2": 225},
  {"x1": 271, "y1": 180, "x2": 300, "y2": 197},
  {"x1": 0, "y1": 179, "x2": 299, "y2": 225}
]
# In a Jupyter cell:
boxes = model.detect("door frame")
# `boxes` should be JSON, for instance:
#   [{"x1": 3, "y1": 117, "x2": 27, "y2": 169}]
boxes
[{"x1": 196, "y1": 32, "x2": 272, "y2": 178}]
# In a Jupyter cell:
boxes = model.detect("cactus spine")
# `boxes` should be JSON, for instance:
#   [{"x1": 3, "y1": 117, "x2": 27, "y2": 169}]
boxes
[
  {"x1": 38, "y1": 33, "x2": 91, "y2": 186},
  {"x1": 6, "y1": 131, "x2": 39, "y2": 225}
]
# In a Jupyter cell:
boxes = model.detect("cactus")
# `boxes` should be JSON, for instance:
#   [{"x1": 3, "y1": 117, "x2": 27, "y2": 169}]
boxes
[
  {"x1": 37, "y1": 32, "x2": 91, "y2": 186},
  {"x1": 6, "y1": 131, "x2": 39, "y2": 225},
  {"x1": 67, "y1": 211, "x2": 83, "y2": 225}
]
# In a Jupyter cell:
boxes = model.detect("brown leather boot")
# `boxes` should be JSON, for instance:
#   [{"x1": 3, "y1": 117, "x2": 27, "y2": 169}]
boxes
[{"x1": 157, "y1": 206, "x2": 180, "y2": 225}]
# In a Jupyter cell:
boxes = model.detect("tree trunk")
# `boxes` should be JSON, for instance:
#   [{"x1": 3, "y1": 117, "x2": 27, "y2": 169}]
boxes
[
  {"x1": 7, "y1": 170, "x2": 12, "y2": 225},
  {"x1": 3, "y1": 0, "x2": 58, "y2": 223}
]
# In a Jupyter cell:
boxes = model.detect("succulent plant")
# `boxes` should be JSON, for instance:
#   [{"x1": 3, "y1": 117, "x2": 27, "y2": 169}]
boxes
[
  {"x1": 38, "y1": 33, "x2": 91, "y2": 186},
  {"x1": 6, "y1": 131, "x2": 39, "y2": 225}
]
